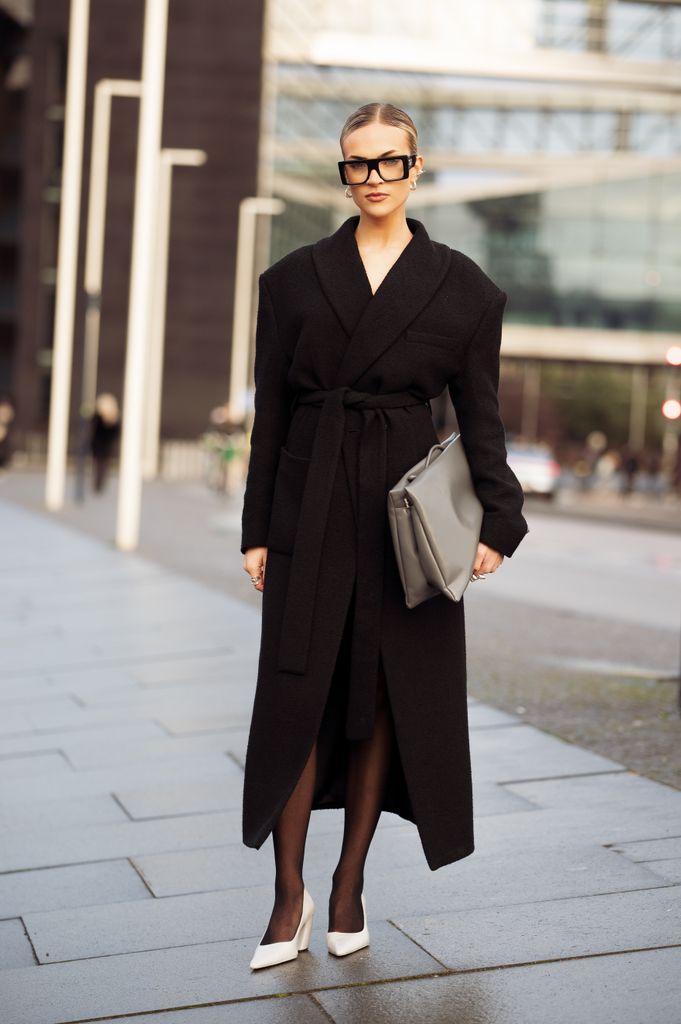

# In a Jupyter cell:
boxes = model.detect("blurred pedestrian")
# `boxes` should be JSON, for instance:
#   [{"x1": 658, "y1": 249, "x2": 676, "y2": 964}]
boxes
[
  {"x1": 241, "y1": 103, "x2": 529, "y2": 970},
  {"x1": 207, "y1": 401, "x2": 248, "y2": 493},
  {"x1": 90, "y1": 393, "x2": 120, "y2": 493},
  {"x1": 620, "y1": 446, "x2": 639, "y2": 495}
]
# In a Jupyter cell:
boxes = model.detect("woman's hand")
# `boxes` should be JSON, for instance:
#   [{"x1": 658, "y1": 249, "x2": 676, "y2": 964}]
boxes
[
  {"x1": 471, "y1": 542, "x2": 504, "y2": 580},
  {"x1": 244, "y1": 547, "x2": 268, "y2": 593}
]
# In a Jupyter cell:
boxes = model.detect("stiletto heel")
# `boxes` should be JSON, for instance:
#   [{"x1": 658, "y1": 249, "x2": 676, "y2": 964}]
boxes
[
  {"x1": 327, "y1": 892, "x2": 370, "y2": 956},
  {"x1": 249, "y1": 887, "x2": 315, "y2": 970},
  {"x1": 298, "y1": 913, "x2": 313, "y2": 951}
]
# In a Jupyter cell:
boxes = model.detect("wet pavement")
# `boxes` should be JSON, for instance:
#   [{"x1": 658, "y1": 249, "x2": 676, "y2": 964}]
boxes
[{"x1": 1, "y1": 494, "x2": 680, "y2": 1023}]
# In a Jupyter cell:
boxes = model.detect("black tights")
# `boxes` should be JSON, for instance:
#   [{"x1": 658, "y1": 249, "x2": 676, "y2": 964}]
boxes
[{"x1": 260, "y1": 654, "x2": 394, "y2": 943}]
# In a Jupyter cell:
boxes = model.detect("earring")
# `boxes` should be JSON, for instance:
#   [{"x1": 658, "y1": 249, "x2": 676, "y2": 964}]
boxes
[
  {"x1": 345, "y1": 186, "x2": 352, "y2": 198},
  {"x1": 409, "y1": 179, "x2": 417, "y2": 191}
]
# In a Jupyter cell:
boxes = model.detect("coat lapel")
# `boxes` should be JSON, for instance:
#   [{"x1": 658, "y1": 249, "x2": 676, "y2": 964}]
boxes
[{"x1": 312, "y1": 215, "x2": 452, "y2": 388}]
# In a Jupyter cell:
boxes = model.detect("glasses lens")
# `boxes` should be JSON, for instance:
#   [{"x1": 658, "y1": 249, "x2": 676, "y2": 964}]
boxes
[
  {"x1": 378, "y1": 157, "x2": 406, "y2": 181},
  {"x1": 345, "y1": 161, "x2": 368, "y2": 184}
]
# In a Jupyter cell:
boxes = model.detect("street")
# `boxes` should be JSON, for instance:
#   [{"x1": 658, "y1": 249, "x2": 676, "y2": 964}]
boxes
[{"x1": 1, "y1": 471, "x2": 680, "y2": 1022}]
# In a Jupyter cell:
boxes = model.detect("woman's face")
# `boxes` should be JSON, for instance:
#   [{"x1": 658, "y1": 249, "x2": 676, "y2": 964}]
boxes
[{"x1": 341, "y1": 122, "x2": 423, "y2": 220}]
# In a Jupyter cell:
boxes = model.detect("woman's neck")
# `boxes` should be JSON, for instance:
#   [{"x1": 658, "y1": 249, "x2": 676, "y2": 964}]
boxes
[{"x1": 354, "y1": 209, "x2": 413, "y2": 251}]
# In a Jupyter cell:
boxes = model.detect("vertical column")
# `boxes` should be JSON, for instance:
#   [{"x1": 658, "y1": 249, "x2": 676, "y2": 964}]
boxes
[
  {"x1": 115, "y1": 0, "x2": 169, "y2": 550},
  {"x1": 45, "y1": 0, "x2": 90, "y2": 510}
]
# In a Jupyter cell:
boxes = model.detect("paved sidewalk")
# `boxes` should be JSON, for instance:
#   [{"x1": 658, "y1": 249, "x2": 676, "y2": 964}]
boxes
[{"x1": 1, "y1": 498, "x2": 680, "y2": 1024}]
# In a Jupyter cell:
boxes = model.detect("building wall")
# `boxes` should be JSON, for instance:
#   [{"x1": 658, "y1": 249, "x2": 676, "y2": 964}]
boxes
[
  {"x1": 14, "y1": 0, "x2": 265, "y2": 443},
  {"x1": 0, "y1": 7, "x2": 28, "y2": 404}
]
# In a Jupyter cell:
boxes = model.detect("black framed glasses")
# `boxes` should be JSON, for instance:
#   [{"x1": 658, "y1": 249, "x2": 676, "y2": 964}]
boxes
[{"x1": 338, "y1": 154, "x2": 417, "y2": 186}]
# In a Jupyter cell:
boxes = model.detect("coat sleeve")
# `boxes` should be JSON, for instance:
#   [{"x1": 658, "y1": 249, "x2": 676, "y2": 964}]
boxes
[
  {"x1": 448, "y1": 288, "x2": 529, "y2": 558},
  {"x1": 240, "y1": 274, "x2": 293, "y2": 554}
]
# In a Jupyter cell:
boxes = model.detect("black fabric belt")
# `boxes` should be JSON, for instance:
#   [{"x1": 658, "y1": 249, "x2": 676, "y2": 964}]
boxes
[{"x1": 277, "y1": 386, "x2": 428, "y2": 740}]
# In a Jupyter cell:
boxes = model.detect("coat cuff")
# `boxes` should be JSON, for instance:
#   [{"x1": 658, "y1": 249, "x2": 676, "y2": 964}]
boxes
[
  {"x1": 240, "y1": 528, "x2": 269, "y2": 555},
  {"x1": 478, "y1": 514, "x2": 529, "y2": 558}
]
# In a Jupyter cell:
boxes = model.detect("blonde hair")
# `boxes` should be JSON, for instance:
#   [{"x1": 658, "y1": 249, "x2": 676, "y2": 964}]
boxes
[{"x1": 340, "y1": 103, "x2": 418, "y2": 156}]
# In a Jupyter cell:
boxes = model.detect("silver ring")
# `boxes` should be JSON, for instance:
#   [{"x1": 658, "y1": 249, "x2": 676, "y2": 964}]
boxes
[{"x1": 249, "y1": 575, "x2": 261, "y2": 583}]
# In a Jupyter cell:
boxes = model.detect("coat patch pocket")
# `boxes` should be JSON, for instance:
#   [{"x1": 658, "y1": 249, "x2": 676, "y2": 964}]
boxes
[{"x1": 266, "y1": 446, "x2": 312, "y2": 555}]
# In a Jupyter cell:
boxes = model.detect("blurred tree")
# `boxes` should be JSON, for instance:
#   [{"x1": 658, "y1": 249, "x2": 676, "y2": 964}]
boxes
[{"x1": 541, "y1": 363, "x2": 632, "y2": 446}]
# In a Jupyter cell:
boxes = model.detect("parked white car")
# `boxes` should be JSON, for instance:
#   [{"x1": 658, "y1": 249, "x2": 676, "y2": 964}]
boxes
[{"x1": 506, "y1": 441, "x2": 561, "y2": 499}]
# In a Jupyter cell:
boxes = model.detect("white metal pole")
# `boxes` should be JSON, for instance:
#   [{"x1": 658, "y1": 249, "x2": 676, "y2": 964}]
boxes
[
  {"x1": 115, "y1": 0, "x2": 169, "y2": 551},
  {"x1": 142, "y1": 148, "x2": 206, "y2": 481},
  {"x1": 45, "y1": 0, "x2": 90, "y2": 511},
  {"x1": 141, "y1": 156, "x2": 172, "y2": 482},
  {"x1": 83, "y1": 81, "x2": 142, "y2": 412},
  {"x1": 75, "y1": 79, "x2": 142, "y2": 503},
  {"x1": 229, "y1": 197, "x2": 284, "y2": 422}
]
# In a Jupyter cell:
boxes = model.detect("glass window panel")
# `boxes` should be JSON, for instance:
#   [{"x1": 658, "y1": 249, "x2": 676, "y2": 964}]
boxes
[
  {"x1": 537, "y1": 0, "x2": 589, "y2": 51},
  {"x1": 502, "y1": 109, "x2": 542, "y2": 153},
  {"x1": 630, "y1": 112, "x2": 674, "y2": 156},
  {"x1": 458, "y1": 108, "x2": 498, "y2": 152},
  {"x1": 608, "y1": 2, "x2": 667, "y2": 60}
]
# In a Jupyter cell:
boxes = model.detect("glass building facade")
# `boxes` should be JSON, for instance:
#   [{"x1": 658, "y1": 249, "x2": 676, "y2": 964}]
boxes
[{"x1": 261, "y1": 0, "x2": 681, "y2": 456}]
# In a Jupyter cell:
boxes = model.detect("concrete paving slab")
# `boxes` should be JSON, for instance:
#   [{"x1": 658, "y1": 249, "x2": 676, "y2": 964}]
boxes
[
  {"x1": 0, "y1": 690, "x2": 81, "y2": 712},
  {"x1": 611, "y1": 836, "x2": 681, "y2": 862},
  {"x1": 467, "y1": 703, "x2": 522, "y2": 729},
  {"x1": 130, "y1": 825, "x2": 413, "y2": 899},
  {"x1": 471, "y1": 722, "x2": 624, "y2": 781},
  {"x1": 28, "y1": 666, "x2": 141, "y2": 690},
  {"x1": 59, "y1": 730, "x2": 249, "y2": 771},
  {"x1": 0, "y1": 860, "x2": 150, "y2": 918},
  {"x1": 472, "y1": 781, "x2": 536, "y2": 816},
  {"x1": 131, "y1": 653, "x2": 253, "y2": 686},
  {"x1": 314, "y1": 946, "x2": 681, "y2": 1024},
  {"x1": 501, "y1": 772, "x2": 681, "y2": 845},
  {"x1": 0, "y1": 794, "x2": 128, "y2": 832},
  {"x1": 155, "y1": 712, "x2": 253, "y2": 735},
  {"x1": 8, "y1": 704, "x2": 154, "y2": 733},
  {"x1": 25, "y1": 886, "x2": 320, "y2": 961},
  {"x1": 0, "y1": 922, "x2": 440, "y2": 1024},
  {"x1": 0, "y1": 720, "x2": 167, "y2": 759},
  {"x1": 0, "y1": 919, "x2": 38, "y2": 969},
  {"x1": 68, "y1": 680, "x2": 253, "y2": 711},
  {"x1": 0, "y1": 810, "x2": 242, "y2": 873},
  {"x1": 131, "y1": 822, "x2": 431, "y2": 898},
  {"x1": 0, "y1": 752, "x2": 240, "y2": 806},
  {"x1": 115, "y1": 777, "x2": 529, "y2": 824},
  {"x1": 32, "y1": 866, "x2": 678, "y2": 967},
  {"x1": 360, "y1": 842, "x2": 670, "y2": 919},
  {"x1": 1, "y1": 630, "x2": 240, "y2": 676},
  {"x1": 0, "y1": 751, "x2": 71, "y2": 781},
  {"x1": 133, "y1": 833, "x2": 667, "y2": 910},
  {"x1": 115, "y1": 777, "x2": 244, "y2": 819},
  {"x1": 77, "y1": 998, "x2": 331, "y2": 1024},
  {"x1": 393, "y1": 885, "x2": 681, "y2": 969},
  {"x1": 130, "y1": 846, "x2": 270, "y2": 898},
  {"x1": 0, "y1": 710, "x2": 32, "y2": 736},
  {"x1": 639, "y1": 859, "x2": 681, "y2": 883}
]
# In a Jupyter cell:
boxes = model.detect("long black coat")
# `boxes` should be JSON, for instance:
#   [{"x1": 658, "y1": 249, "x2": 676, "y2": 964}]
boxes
[{"x1": 240, "y1": 215, "x2": 528, "y2": 871}]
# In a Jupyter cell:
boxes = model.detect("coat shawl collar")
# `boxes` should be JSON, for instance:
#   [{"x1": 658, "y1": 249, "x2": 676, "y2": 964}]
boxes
[{"x1": 312, "y1": 216, "x2": 452, "y2": 388}]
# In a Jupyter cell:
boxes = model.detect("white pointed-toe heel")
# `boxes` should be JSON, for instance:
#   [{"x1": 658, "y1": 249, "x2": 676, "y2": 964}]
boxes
[
  {"x1": 327, "y1": 892, "x2": 370, "y2": 957},
  {"x1": 249, "y1": 888, "x2": 315, "y2": 970}
]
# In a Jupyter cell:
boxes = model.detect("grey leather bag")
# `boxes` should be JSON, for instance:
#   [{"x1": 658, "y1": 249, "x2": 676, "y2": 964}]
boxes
[{"x1": 387, "y1": 430, "x2": 483, "y2": 608}]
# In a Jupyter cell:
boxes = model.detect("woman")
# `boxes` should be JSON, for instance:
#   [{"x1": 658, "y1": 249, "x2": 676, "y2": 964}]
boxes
[{"x1": 241, "y1": 103, "x2": 528, "y2": 970}]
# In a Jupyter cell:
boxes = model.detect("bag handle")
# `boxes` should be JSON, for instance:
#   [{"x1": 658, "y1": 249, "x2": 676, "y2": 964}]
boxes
[
  {"x1": 406, "y1": 431, "x2": 461, "y2": 481},
  {"x1": 424, "y1": 430, "x2": 461, "y2": 469}
]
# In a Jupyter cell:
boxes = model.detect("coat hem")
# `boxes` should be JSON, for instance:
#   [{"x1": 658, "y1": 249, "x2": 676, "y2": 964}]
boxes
[{"x1": 242, "y1": 811, "x2": 475, "y2": 873}]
